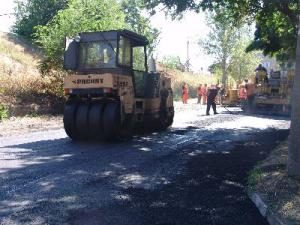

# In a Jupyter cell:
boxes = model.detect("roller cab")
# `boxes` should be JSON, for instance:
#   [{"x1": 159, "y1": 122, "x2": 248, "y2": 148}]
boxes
[{"x1": 63, "y1": 30, "x2": 174, "y2": 141}]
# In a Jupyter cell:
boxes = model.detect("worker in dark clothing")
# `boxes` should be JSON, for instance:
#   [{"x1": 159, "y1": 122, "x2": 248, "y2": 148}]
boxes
[
  {"x1": 255, "y1": 64, "x2": 268, "y2": 84},
  {"x1": 206, "y1": 85, "x2": 218, "y2": 115},
  {"x1": 255, "y1": 64, "x2": 267, "y2": 73},
  {"x1": 160, "y1": 81, "x2": 169, "y2": 118}
]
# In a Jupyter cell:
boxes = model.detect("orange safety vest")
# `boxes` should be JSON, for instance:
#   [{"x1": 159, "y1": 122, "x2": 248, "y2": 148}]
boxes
[
  {"x1": 246, "y1": 83, "x2": 255, "y2": 97},
  {"x1": 197, "y1": 87, "x2": 202, "y2": 95},
  {"x1": 239, "y1": 85, "x2": 247, "y2": 100},
  {"x1": 200, "y1": 87, "x2": 207, "y2": 96},
  {"x1": 182, "y1": 87, "x2": 189, "y2": 95}
]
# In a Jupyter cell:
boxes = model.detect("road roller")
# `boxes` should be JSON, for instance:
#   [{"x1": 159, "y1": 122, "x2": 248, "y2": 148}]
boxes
[{"x1": 63, "y1": 29, "x2": 174, "y2": 141}]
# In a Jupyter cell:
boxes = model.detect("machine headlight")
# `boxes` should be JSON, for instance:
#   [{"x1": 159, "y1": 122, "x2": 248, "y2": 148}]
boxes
[{"x1": 74, "y1": 35, "x2": 81, "y2": 43}]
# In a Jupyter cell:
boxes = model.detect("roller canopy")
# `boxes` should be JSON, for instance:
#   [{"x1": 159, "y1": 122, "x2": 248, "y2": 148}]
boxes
[
  {"x1": 78, "y1": 29, "x2": 149, "y2": 47},
  {"x1": 64, "y1": 38, "x2": 79, "y2": 70}
]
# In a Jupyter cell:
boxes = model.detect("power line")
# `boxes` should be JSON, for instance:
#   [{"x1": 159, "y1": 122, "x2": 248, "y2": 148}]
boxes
[{"x1": 0, "y1": 13, "x2": 14, "y2": 17}]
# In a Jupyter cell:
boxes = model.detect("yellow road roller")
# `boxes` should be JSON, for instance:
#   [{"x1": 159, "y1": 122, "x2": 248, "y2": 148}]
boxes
[{"x1": 63, "y1": 30, "x2": 174, "y2": 141}]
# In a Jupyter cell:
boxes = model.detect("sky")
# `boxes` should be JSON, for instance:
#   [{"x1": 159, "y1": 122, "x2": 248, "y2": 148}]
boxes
[
  {"x1": 0, "y1": 1, "x2": 15, "y2": 32},
  {"x1": 150, "y1": 11, "x2": 213, "y2": 72},
  {"x1": 0, "y1": 0, "x2": 213, "y2": 72}
]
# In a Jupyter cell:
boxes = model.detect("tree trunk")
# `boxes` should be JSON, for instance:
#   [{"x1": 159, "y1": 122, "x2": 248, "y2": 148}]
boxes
[
  {"x1": 221, "y1": 60, "x2": 227, "y2": 87},
  {"x1": 288, "y1": 17, "x2": 300, "y2": 177}
]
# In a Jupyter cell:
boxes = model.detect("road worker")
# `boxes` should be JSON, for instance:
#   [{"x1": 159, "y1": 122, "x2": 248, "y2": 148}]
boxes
[
  {"x1": 239, "y1": 83, "x2": 247, "y2": 100},
  {"x1": 160, "y1": 80, "x2": 169, "y2": 118},
  {"x1": 182, "y1": 83, "x2": 189, "y2": 104},
  {"x1": 206, "y1": 84, "x2": 218, "y2": 115},
  {"x1": 200, "y1": 84, "x2": 208, "y2": 105},
  {"x1": 197, "y1": 84, "x2": 202, "y2": 104},
  {"x1": 244, "y1": 79, "x2": 256, "y2": 111},
  {"x1": 255, "y1": 64, "x2": 268, "y2": 84}
]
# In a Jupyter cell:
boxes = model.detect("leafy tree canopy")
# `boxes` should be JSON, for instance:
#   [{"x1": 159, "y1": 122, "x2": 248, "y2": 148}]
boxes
[
  {"x1": 246, "y1": 3, "x2": 299, "y2": 61},
  {"x1": 202, "y1": 10, "x2": 260, "y2": 84},
  {"x1": 122, "y1": 0, "x2": 160, "y2": 52},
  {"x1": 161, "y1": 55, "x2": 185, "y2": 71},
  {"x1": 144, "y1": 0, "x2": 300, "y2": 61},
  {"x1": 35, "y1": 0, "x2": 127, "y2": 72},
  {"x1": 200, "y1": 10, "x2": 241, "y2": 85},
  {"x1": 29, "y1": 0, "x2": 160, "y2": 72},
  {"x1": 13, "y1": 0, "x2": 68, "y2": 39}
]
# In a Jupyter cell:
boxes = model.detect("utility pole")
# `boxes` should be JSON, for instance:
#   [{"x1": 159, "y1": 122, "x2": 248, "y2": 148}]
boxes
[
  {"x1": 185, "y1": 40, "x2": 190, "y2": 72},
  {"x1": 0, "y1": 13, "x2": 14, "y2": 17}
]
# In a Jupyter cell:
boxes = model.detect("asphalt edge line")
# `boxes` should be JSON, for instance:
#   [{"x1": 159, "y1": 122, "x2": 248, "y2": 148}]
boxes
[{"x1": 248, "y1": 192, "x2": 285, "y2": 225}]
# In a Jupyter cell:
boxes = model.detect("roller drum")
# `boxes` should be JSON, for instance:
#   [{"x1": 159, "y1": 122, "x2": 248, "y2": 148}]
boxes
[
  {"x1": 63, "y1": 99, "x2": 79, "y2": 140},
  {"x1": 88, "y1": 102, "x2": 105, "y2": 140}
]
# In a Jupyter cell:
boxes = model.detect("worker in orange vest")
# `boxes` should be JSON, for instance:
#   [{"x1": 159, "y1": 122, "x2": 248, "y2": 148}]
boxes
[
  {"x1": 239, "y1": 83, "x2": 247, "y2": 100},
  {"x1": 197, "y1": 84, "x2": 202, "y2": 104},
  {"x1": 200, "y1": 84, "x2": 208, "y2": 105},
  {"x1": 245, "y1": 79, "x2": 256, "y2": 110},
  {"x1": 182, "y1": 83, "x2": 189, "y2": 104}
]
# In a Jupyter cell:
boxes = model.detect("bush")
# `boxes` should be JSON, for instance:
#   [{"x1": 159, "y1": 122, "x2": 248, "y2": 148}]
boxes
[
  {"x1": 0, "y1": 105, "x2": 8, "y2": 121},
  {"x1": 158, "y1": 64, "x2": 217, "y2": 100},
  {"x1": 161, "y1": 56, "x2": 185, "y2": 71}
]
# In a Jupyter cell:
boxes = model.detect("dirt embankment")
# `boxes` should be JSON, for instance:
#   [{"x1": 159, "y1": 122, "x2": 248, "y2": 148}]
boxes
[
  {"x1": 0, "y1": 115, "x2": 63, "y2": 137},
  {"x1": 248, "y1": 141, "x2": 300, "y2": 225},
  {"x1": 0, "y1": 32, "x2": 216, "y2": 117},
  {"x1": 0, "y1": 93, "x2": 64, "y2": 117},
  {"x1": 0, "y1": 32, "x2": 65, "y2": 117},
  {"x1": 157, "y1": 63, "x2": 216, "y2": 100}
]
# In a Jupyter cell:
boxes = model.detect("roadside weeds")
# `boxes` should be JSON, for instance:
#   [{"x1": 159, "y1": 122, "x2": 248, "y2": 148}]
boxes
[
  {"x1": 0, "y1": 115, "x2": 63, "y2": 137},
  {"x1": 248, "y1": 140, "x2": 300, "y2": 225}
]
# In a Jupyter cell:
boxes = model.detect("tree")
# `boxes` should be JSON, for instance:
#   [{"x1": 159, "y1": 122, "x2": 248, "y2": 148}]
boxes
[
  {"x1": 144, "y1": 0, "x2": 300, "y2": 177},
  {"x1": 200, "y1": 11, "x2": 240, "y2": 86},
  {"x1": 161, "y1": 55, "x2": 185, "y2": 71},
  {"x1": 35, "y1": 0, "x2": 127, "y2": 72},
  {"x1": 145, "y1": 0, "x2": 299, "y2": 60},
  {"x1": 288, "y1": 20, "x2": 300, "y2": 176},
  {"x1": 13, "y1": 0, "x2": 68, "y2": 40},
  {"x1": 121, "y1": 0, "x2": 160, "y2": 53},
  {"x1": 204, "y1": 22, "x2": 260, "y2": 84},
  {"x1": 246, "y1": 3, "x2": 299, "y2": 61},
  {"x1": 229, "y1": 31, "x2": 261, "y2": 82}
]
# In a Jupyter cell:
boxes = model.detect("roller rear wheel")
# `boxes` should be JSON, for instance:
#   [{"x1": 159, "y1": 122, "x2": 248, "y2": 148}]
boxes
[
  {"x1": 88, "y1": 102, "x2": 105, "y2": 140},
  {"x1": 118, "y1": 114, "x2": 134, "y2": 140},
  {"x1": 103, "y1": 102, "x2": 120, "y2": 141},
  {"x1": 63, "y1": 99, "x2": 80, "y2": 140},
  {"x1": 75, "y1": 102, "x2": 90, "y2": 140},
  {"x1": 103, "y1": 102, "x2": 133, "y2": 141},
  {"x1": 64, "y1": 100, "x2": 133, "y2": 142}
]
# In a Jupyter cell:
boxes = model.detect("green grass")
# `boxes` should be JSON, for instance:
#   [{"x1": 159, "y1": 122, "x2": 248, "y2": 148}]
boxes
[
  {"x1": 0, "y1": 105, "x2": 8, "y2": 121},
  {"x1": 248, "y1": 168, "x2": 264, "y2": 190}
]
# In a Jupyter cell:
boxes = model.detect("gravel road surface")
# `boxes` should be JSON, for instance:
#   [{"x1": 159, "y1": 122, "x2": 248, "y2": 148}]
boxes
[{"x1": 0, "y1": 102, "x2": 290, "y2": 225}]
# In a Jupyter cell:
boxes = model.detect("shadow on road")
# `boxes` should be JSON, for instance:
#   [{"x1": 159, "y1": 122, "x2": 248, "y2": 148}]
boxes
[{"x1": 0, "y1": 125, "x2": 289, "y2": 225}]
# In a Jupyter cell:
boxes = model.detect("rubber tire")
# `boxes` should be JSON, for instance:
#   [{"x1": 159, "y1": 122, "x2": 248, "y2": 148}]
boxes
[
  {"x1": 157, "y1": 109, "x2": 171, "y2": 131},
  {"x1": 63, "y1": 99, "x2": 80, "y2": 140},
  {"x1": 88, "y1": 102, "x2": 105, "y2": 140},
  {"x1": 75, "y1": 102, "x2": 90, "y2": 140},
  {"x1": 166, "y1": 114, "x2": 174, "y2": 128},
  {"x1": 103, "y1": 102, "x2": 120, "y2": 141},
  {"x1": 118, "y1": 114, "x2": 134, "y2": 140}
]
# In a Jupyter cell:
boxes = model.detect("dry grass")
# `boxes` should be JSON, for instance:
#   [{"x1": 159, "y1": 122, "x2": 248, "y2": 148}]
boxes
[
  {"x1": 0, "y1": 32, "x2": 40, "y2": 94},
  {"x1": 249, "y1": 141, "x2": 300, "y2": 224},
  {"x1": 157, "y1": 64, "x2": 216, "y2": 99},
  {"x1": 0, "y1": 32, "x2": 64, "y2": 96},
  {"x1": 0, "y1": 32, "x2": 66, "y2": 117},
  {"x1": 0, "y1": 33, "x2": 217, "y2": 115}
]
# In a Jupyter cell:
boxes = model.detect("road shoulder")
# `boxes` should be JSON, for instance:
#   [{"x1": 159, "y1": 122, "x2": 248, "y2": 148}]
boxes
[
  {"x1": 0, "y1": 115, "x2": 63, "y2": 137},
  {"x1": 248, "y1": 140, "x2": 300, "y2": 225}
]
